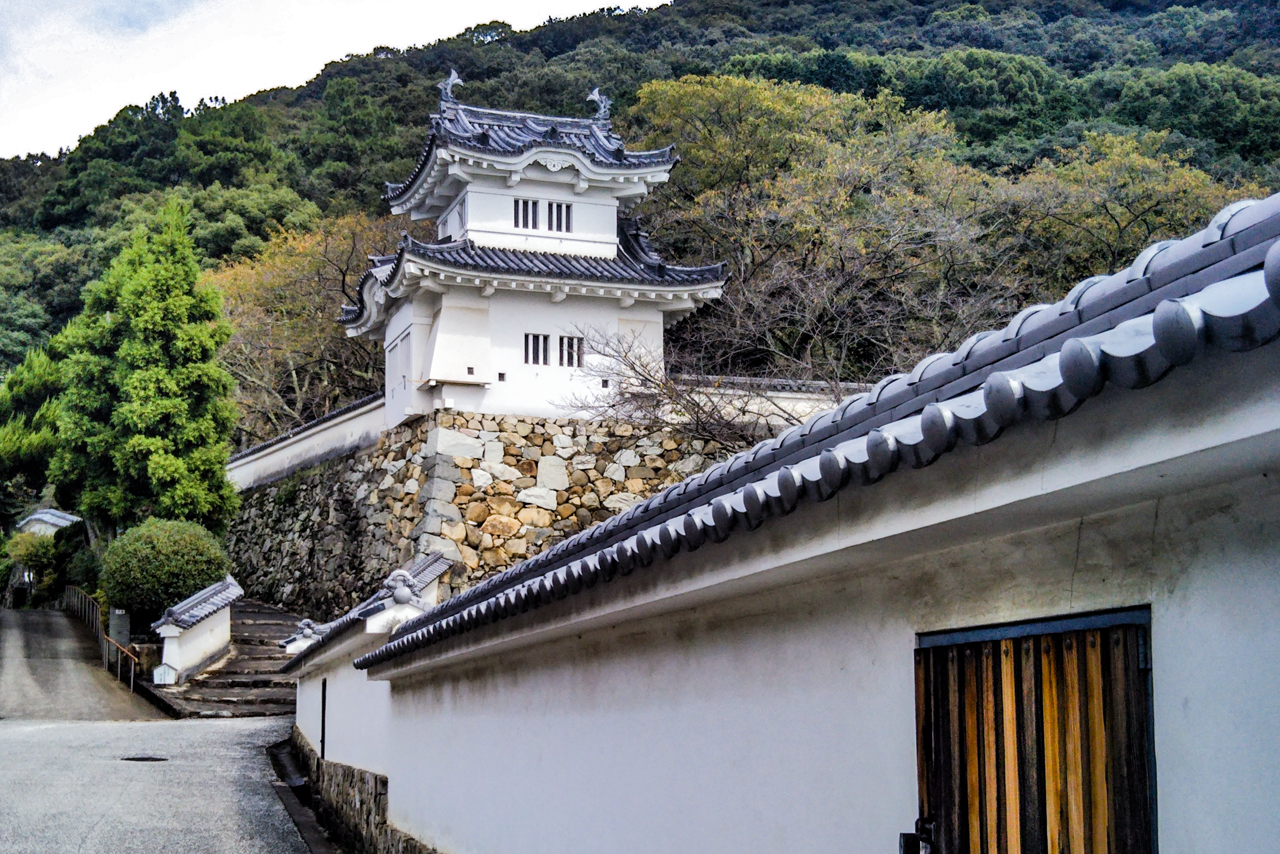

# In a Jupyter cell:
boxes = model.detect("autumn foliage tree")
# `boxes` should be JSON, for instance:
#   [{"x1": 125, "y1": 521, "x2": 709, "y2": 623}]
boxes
[{"x1": 207, "y1": 213, "x2": 432, "y2": 447}]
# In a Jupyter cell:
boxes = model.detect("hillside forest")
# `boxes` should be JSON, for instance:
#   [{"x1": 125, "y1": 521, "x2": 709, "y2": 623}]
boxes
[{"x1": 1, "y1": 0, "x2": 1278, "y2": 474}]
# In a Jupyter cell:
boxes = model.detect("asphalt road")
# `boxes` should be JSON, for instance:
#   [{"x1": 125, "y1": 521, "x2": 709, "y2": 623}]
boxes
[
  {"x1": 0, "y1": 609, "x2": 309, "y2": 854},
  {"x1": 0, "y1": 717, "x2": 309, "y2": 854},
  {"x1": 0, "y1": 608, "x2": 163, "y2": 721}
]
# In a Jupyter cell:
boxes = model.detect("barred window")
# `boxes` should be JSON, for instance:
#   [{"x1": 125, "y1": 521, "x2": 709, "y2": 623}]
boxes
[
  {"x1": 547, "y1": 202, "x2": 572, "y2": 233},
  {"x1": 909, "y1": 609, "x2": 1155, "y2": 854},
  {"x1": 514, "y1": 198, "x2": 539, "y2": 230},
  {"x1": 559, "y1": 336, "x2": 585, "y2": 367},
  {"x1": 524, "y1": 333, "x2": 550, "y2": 365}
]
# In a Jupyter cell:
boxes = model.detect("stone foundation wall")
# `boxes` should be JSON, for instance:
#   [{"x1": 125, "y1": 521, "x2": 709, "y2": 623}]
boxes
[
  {"x1": 226, "y1": 411, "x2": 733, "y2": 622},
  {"x1": 292, "y1": 726, "x2": 436, "y2": 854}
]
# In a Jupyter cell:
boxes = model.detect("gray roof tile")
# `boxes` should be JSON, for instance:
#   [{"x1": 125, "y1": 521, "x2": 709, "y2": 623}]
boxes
[{"x1": 152, "y1": 575, "x2": 243, "y2": 632}]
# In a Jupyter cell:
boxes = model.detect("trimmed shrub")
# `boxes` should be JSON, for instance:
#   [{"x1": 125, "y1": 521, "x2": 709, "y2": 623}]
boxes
[{"x1": 101, "y1": 518, "x2": 232, "y2": 623}]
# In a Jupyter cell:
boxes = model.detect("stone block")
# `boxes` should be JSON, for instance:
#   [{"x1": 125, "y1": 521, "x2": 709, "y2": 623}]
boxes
[
  {"x1": 604, "y1": 492, "x2": 641, "y2": 511},
  {"x1": 626, "y1": 466, "x2": 656, "y2": 480},
  {"x1": 425, "y1": 428, "x2": 484, "y2": 459},
  {"x1": 571, "y1": 453, "x2": 597, "y2": 470},
  {"x1": 483, "y1": 442, "x2": 504, "y2": 463},
  {"x1": 459, "y1": 544, "x2": 480, "y2": 570},
  {"x1": 517, "y1": 506, "x2": 554, "y2": 527},
  {"x1": 488, "y1": 495, "x2": 521, "y2": 517},
  {"x1": 537, "y1": 456, "x2": 569, "y2": 490},
  {"x1": 480, "y1": 460, "x2": 522, "y2": 481},
  {"x1": 604, "y1": 462, "x2": 625, "y2": 482},
  {"x1": 464, "y1": 501, "x2": 489, "y2": 524},
  {"x1": 418, "y1": 534, "x2": 462, "y2": 561},
  {"x1": 402, "y1": 478, "x2": 420, "y2": 495},
  {"x1": 470, "y1": 468, "x2": 494, "y2": 489},
  {"x1": 516, "y1": 486, "x2": 558, "y2": 510},
  {"x1": 419, "y1": 479, "x2": 456, "y2": 503},
  {"x1": 423, "y1": 499, "x2": 462, "y2": 522},
  {"x1": 552, "y1": 433, "x2": 573, "y2": 448}
]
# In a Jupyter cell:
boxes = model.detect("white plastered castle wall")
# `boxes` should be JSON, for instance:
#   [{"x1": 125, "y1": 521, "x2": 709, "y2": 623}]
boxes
[
  {"x1": 382, "y1": 287, "x2": 665, "y2": 426},
  {"x1": 370, "y1": 342, "x2": 1280, "y2": 854},
  {"x1": 296, "y1": 636, "x2": 396, "y2": 776},
  {"x1": 442, "y1": 171, "x2": 620, "y2": 258}
]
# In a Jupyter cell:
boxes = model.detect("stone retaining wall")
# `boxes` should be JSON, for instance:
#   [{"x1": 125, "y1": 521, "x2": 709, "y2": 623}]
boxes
[
  {"x1": 292, "y1": 726, "x2": 435, "y2": 854},
  {"x1": 227, "y1": 411, "x2": 733, "y2": 622}
]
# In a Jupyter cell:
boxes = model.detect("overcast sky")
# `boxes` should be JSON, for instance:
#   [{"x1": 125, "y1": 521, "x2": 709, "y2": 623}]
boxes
[{"x1": 0, "y1": 0, "x2": 666, "y2": 158}]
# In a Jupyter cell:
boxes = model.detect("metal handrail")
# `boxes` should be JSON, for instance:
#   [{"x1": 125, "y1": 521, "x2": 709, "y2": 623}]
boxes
[{"x1": 63, "y1": 586, "x2": 136, "y2": 693}]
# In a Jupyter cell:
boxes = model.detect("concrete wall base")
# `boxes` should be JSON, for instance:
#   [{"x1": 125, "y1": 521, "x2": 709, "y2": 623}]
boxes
[{"x1": 292, "y1": 726, "x2": 436, "y2": 854}]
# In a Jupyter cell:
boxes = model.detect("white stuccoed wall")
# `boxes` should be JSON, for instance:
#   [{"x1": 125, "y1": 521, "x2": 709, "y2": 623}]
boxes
[
  {"x1": 227, "y1": 397, "x2": 385, "y2": 490},
  {"x1": 384, "y1": 287, "x2": 666, "y2": 425},
  {"x1": 296, "y1": 640, "x2": 396, "y2": 776},
  {"x1": 158, "y1": 608, "x2": 231, "y2": 677},
  {"x1": 370, "y1": 342, "x2": 1280, "y2": 854}
]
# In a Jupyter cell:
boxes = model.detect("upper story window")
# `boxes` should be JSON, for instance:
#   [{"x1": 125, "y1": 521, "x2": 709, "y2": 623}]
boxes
[
  {"x1": 547, "y1": 202, "x2": 572, "y2": 233},
  {"x1": 524, "y1": 333, "x2": 550, "y2": 365},
  {"x1": 559, "y1": 336, "x2": 584, "y2": 367},
  {"x1": 514, "y1": 199, "x2": 539, "y2": 230}
]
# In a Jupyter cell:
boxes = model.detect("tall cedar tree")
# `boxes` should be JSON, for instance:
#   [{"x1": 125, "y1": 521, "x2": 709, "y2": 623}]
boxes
[{"x1": 48, "y1": 201, "x2": 238, "y2": 535}]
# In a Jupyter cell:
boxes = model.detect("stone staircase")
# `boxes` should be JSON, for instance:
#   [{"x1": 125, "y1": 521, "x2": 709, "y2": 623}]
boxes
[{"x1": 151, "y1": 599, "x2": 299, "y2": 718}]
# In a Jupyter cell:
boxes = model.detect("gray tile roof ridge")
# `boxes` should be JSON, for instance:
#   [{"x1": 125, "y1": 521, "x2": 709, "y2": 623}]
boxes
[
  {"x1": 354, "y1": 192, "x2": 1280, "y2": 671},
  {"x1": 403, "y1": 231, "x2": 725, "y2": 283},
  {"x1": 18, "y1": 508, "x2": 81, "y2": 528},
  {"x1": 151, "y1": 575, "x2": 244, "y2": 632},
  {"x1": 340, "y1": 221, "x2": 725, "y2": 328},
  {"x1": 385, "y1": 100, "x2": 676, "y2": 205},
  {"x1": 280, "y1": 552, "x2": 451, "y2": 672}
]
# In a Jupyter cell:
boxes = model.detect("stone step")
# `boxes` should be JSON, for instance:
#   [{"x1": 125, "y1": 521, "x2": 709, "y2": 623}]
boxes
[
  {"x1": 193, "y1": 674, "x2": 294, "y2": 690},
  {"x1": 176, "y1": 687, "x2": 296, "y2": 706},
  {"x1": 181, "y1": 702, "x2": 297, "y2": 719}
]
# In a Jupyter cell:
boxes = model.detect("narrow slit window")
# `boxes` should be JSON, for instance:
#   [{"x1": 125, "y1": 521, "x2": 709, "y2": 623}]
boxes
[
  {"x1": 514, "y1": 199, "x2": 539, "y2": 230},
  {"x1": 546, "y1": 202, "x2": 573, "y2": 233},
  {"x1": 559, "y1": 336, "x2": 585, "y2": 367},
  {"x1": 524, "y1": 334, "x2": 550, "y2": 365}
]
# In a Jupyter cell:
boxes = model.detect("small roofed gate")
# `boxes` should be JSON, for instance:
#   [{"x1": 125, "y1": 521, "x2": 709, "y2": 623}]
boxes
[{"x1": 909, "y1": 610, "x2": 1156, "y2": 854}]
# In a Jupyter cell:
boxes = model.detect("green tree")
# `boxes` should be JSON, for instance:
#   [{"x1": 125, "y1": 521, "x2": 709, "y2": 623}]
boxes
[
  {"x1": 48, "y1": 200, "x2": 238, "y2": 535},
  {"x1": 100, "y1": 517, "x2": 231, "y2": 622},
  {"x1": 0, "y1": 289, "x2": 48, "y2": 369}
]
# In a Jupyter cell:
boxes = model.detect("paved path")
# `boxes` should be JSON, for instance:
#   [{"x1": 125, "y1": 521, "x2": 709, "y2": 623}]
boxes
[
  {"x1": 0, "y1": 717, "x2": 309, "y2": 854},
  {"x1": 0, "y1": 609, "x2": 163, "y2": 721},
  {"x1": 0, "y1": 609, "x2": 309, "y2": 853}
]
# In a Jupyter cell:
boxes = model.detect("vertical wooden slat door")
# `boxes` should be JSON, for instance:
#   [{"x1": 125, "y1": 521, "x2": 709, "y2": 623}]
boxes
[{"x1": 915, "y1": 622, "x2": 1154, "y2": 854}]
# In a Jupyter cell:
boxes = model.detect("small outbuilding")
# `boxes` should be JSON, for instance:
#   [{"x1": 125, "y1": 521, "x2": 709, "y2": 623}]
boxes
[
  {"x1": 14, "y1": 508, "x2": 81, "y2": 536},
  {"x1": 151, "y1": 575, "x2": 244, "y2": 686}
]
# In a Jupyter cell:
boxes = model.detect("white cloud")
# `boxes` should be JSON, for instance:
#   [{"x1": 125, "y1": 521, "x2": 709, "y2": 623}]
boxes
[{"x1": 0, "y1": 0, "x2": 666, "y2": 157}]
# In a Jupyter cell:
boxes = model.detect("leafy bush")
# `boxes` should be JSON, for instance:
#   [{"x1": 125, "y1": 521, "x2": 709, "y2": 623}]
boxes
[{"x1": 100, "y1": 518, "x2": 232, "y2": 622}]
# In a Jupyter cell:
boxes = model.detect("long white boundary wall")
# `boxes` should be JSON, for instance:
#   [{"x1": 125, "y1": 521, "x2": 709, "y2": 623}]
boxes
[{"x1": 227, "y1": 397, "x2": 385, "y2": 490}]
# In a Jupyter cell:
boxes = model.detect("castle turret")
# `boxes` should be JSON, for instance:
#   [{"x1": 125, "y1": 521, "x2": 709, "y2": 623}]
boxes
[{"x1": 342, "y1": 72, "x2": 725, "y2": 426}]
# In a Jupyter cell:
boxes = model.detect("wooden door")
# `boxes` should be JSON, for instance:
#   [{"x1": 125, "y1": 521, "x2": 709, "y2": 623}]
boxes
[{"x1": 914, "y1": 618, "x2": 1155, "y2": 854}]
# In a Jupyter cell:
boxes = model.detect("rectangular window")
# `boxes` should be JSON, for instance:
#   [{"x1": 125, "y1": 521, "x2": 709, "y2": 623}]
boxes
[
  {"x1": 547, "y1": 202, "x2": 573, "y2": 233},
  {"x1": 911, "y1": 609, "x2": 1155, "y2": 854},
  {"x1": 524, "y1": 333, "x2": 550, "y2": 365},
  {"x1": 514, "y1": 199, "x2": 540, "y2": 230},
  {"x1": 559, "y1": 335, "x2": 585, "y2": 367}
]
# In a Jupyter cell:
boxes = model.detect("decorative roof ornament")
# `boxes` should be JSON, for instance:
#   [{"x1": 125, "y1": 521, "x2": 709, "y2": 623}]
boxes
[
  {"x1": 587, "y1": 87, "x2": 612, "y2": 121},
  {"x1": 438, "y1": 69, "x2": 464, "y2": 104}
]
